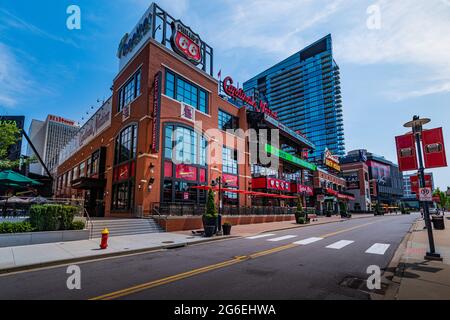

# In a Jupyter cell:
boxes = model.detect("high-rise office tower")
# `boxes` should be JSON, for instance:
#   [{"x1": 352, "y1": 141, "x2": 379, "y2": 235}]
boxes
[
  {"x1": 243, "y1": 34, "x2": 345, "y2": 162},
  {"x1": 27, "y1": 115, "x2": 79, "y2": 176}
]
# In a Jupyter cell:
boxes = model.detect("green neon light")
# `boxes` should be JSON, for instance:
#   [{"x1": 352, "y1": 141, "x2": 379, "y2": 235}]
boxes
[{"x1": 265, "y1": 144, "x2": 317, "y2": 171}]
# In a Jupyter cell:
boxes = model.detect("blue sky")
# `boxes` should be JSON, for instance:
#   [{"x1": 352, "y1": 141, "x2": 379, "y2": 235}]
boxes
[{"x1": 1, "y1": 0, "x2": 450, "y2": 189}]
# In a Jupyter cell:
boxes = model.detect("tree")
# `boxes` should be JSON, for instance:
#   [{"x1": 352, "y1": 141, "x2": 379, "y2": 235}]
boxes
[
  {"x1": 433, "y1": 188, "x2": 449, "y2": 210},
  {"x1": 204, "y1": 188, "x2": 218, "y2": 217},
  {"x1": 0, "y1": 122, "x2": 35, "y2": 170}
]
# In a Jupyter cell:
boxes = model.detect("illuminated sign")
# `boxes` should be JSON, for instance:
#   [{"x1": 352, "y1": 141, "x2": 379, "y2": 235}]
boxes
[
  {"x1": 223, "y1": 76, "x2": 278, "y2": 119},
  {"x1": 170, "y1": 20, "x2": 202, "y2": 65},
  {"x1": 323, "y1": 148, "x2": 341, "y2": 172},
  {"x1": 265, "y1": 144, "x2": 317, "y2": 171}
]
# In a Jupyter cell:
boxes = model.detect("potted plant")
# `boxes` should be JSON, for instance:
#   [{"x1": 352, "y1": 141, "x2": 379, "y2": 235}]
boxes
[
  {"x1": 222, "y1": 222, "x2": 232, "y2": 235},
  {"x1": 295, "y1": 196, "x2": 309, "y2": 224},
  {"x1": 203, "y1": 189, "x2": 218, "y2": 237}
]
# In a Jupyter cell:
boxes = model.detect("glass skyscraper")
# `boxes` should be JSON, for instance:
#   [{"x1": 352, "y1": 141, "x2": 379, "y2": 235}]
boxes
[{"x1": 243, "y1": 34, "x2": 345, "y2": 162}]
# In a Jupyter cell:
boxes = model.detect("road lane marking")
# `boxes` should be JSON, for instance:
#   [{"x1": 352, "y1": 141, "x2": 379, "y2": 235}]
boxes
[
  {"x1": 365, "y1": 243, "x2": 391, "y2": 255},
  {"x1": 293, "y1": 237, "x2": 323, "y2": 245},
  {"x1": 245, "y1": 234, "x2": 276, "y2": 240},
  {"x1": 326, "y1": 240, "x2": 354, "y2": 250},
  {"x1": 319, "y1": 221, "x2": 376, "y2": 238},
  {"x1": 267, "y1": 235, "x2": 297, "y2": 242},
  {"x1": 89, "y1": 219, "x2": 383, "y2": 300}
]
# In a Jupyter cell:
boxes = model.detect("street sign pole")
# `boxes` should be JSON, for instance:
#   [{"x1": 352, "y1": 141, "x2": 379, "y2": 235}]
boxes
[{"x1": 408, "y1": 117, "x2": 441, "y2": 260}]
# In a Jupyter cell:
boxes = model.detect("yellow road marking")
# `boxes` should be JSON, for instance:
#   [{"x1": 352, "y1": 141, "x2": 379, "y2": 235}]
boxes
[{"x1": 89, "y1": 219, "x2": 380, "y2": 300}]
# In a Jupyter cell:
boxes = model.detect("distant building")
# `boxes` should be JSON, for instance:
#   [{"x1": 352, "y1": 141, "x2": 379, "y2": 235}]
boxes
[
  {"x1": 341, "y1": 149, "x2": 404, "y2": 211},
  {"x1": 243, "y1": 34, "x2": 345, "y2": 162},
  {"x1": 27, "y1": 115, "x2": 79, "y2": 176}
]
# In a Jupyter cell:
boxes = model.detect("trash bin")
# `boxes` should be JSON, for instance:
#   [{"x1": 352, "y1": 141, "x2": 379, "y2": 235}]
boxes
[{"x1": 432, "y1": 215, "x2": 445, "y2": 230}]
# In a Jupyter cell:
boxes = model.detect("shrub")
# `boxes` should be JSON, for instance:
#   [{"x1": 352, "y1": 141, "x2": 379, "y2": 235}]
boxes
[
  {"x1": 71, "y1": 221, "x2": 86, "y2": 230},
  {"x1": 30, "y1": 204, "x2": 79, "y2": 231},
  {"x1": 0, "y1": 221, "x2": 34, "y2": 234},
  {"x1": 297, "y1": 217, "x2": 306, "y2": 225},
  {"x1": 204, "y1": 189, "x2": 218, "y2": 218}
]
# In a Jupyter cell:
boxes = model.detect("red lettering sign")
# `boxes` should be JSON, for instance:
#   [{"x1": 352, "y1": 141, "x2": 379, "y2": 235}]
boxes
[
  {"x1": 395, "y1": 133, "x2": 418, "y2": 171},
  {"x1": 422, "y1": 128, "x2": 447, "y2": 169},
  {"x1": 222, "y1": 76, "x2": 278, "y2": 119},
  {"x1": 175, "y1": 164, "x2": 197, "y2": 181}
]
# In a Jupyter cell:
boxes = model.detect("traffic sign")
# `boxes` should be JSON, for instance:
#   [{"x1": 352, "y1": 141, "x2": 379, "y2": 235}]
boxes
[{"x1": 419, "y1": 187, "x2": 433, "y2": 202}]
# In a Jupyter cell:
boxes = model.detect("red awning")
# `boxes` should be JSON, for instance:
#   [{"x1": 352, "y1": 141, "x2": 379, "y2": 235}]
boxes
[{"x1": 337, "y1": 193, "x2": 355, "y2": 201}]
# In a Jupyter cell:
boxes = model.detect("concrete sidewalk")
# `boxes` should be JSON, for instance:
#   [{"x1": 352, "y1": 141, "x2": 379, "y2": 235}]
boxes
[
  {"x1": 0, "y1": 232, "x2": 229, "y2": 273},
  {"x1": 386, "y1": 214, "x2": 450, "y2": 300}
]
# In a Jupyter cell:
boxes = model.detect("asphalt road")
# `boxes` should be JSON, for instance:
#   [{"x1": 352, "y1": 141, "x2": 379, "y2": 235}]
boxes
[{"x1": 0, "y1": 214, "x2": 418, "y2": 300}]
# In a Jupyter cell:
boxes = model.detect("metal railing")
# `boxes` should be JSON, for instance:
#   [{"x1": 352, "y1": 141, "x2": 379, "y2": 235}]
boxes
[
  {"x1": 83, "y1": 208, "x2": 94, "y2": 239},
  {"x1": 150, "y1": 202, "x2": 300, "y2": 216}
]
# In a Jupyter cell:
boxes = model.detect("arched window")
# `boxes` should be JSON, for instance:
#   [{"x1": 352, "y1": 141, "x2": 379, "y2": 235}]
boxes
[{"x1": 112, "y1": 124, "x2": 138, "y2": 211}]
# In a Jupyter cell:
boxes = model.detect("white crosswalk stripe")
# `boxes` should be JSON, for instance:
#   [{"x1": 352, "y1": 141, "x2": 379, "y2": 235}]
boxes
[
  {"x1": 267, "y1": 235, "x2": 297, "y2": 242},
  {"x1": 326, "y1": 240, "x2": 354, "y2": 250},
  {"x1": 365, "y1": 243, "x2": 391, "y2": 255},
  {"x1": 245, "y1": 234, "x2": 276, "y2": 240},
  {"x1": 293, "y1": 237, "x2": 324, "y2": 245}
]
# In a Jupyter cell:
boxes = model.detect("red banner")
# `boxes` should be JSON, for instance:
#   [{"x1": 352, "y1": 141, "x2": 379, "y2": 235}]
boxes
[
  {"x1": 293, "y1": 184, "x2": 314, "y2": 196},
  {"x1": 395, "y1": 133, "x2": 418, "y2": 172},
  {"x1": 410, "y1": 174, "x2": 433, "y2": 194},
  {"x1": 175, "y1": 164, "x2": 197, "y2": 181},
  {"x1": 223, "y1": 174, "x2": 238, "y2": 187},
  {"x1": 422, "y1": 128, "x2": 447, "y2": 169}
]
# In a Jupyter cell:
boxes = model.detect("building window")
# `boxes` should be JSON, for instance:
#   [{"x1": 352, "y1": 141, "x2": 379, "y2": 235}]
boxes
[
  {"x1": 112, "y1": 124, "x2": 138, "y2": 211},
  {"x1": 222, "y1": 147, "x2": 238, "y2": 175},
  {"x1": 115, "y1": 125, "x2": 138, "y2": 165},
  {"x1": 91, "y1": 150, "x2": 100, "y2": 176},
  {"x1": 165, "y1": 69, "x2": 208, "y2": 114},
  {"x1": 79, "y1": 162, "x2": 86, "y2": 178},
  {"x1": 162, "y1": 124, "x2": 208, "y2": 204},
  {"x1": 218, "y1": 110, "x2": 238, "y2": 131},
  {"x1": 164, "y1": 125, "x2": 207, "y2": 166},
  {"x1": 118, "y1": 69, "x2": 142, "y2": 112}
]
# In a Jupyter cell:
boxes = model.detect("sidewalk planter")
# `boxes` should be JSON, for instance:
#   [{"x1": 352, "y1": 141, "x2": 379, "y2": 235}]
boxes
[
  {"x1": 204, "y1": 225, "x2": 216, "y2": 237},
  {"x1": 222, "y1": 223, "x2": 232, "y2": 236},
  {"x1": 0, "y1": 229, "x2": 89, "y2": 248},
  {"x1": 432, "y1": 216, "x2": 445, "y2": 230}
]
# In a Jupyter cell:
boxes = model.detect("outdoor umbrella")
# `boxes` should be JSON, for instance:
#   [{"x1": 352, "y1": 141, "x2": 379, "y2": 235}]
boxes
[{"x1": 0, "y1": 170, "x2": 41, "y2": 187}]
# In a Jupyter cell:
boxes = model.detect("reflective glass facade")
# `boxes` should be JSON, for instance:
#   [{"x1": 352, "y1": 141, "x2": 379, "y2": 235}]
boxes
[{"x1": 243, "y1": 34, "x2": 345, "y2": 162}]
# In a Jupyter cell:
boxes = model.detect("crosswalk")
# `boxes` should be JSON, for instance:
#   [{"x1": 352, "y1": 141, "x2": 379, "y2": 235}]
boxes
[{"x1": 245, "y1": 234, "x2": 391, "y2": 255}]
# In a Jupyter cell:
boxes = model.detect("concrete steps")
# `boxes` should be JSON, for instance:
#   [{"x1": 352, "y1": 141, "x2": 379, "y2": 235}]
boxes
[{"x1": 90, "y1": 218, "x2": 164, "y2": 238}]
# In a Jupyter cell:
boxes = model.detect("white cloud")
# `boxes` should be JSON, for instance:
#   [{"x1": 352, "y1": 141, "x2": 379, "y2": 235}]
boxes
[
  {"x1": 335, "y1": 0, "x2": 450, "y2": 100},
  {"x1": 0, "y1": 43, "x2": 32, "y2": 108},
  {"x1": 0, "y1": 8, "x2": 79, "y2": 48}
]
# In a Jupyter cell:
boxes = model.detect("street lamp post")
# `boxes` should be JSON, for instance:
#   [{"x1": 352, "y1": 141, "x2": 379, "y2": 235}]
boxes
[
  {"x1": 211, "y1": 177, "x2": 228, "y2": 233},
  {"x1": 404, "y1": 116, "x2": 441, "y2": 260}
]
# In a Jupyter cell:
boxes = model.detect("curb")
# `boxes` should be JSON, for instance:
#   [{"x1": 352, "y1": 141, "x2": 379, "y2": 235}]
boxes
[
  {"x1": 0, "y1": 235, "x2": 238, "y2": 275},
  {"x1": 371, "y1": 217, "x2": 420, "y2": 300}
]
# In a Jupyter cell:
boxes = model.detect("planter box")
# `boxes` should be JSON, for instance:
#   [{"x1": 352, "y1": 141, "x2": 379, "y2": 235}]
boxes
[{"x1": 0, "y1": 229, "x2": 89, "y2": 248}]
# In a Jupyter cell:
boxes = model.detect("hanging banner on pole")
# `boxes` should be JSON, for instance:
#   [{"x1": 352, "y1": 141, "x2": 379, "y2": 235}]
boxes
[
  {"x1": 422, "y1": 127, "x2": 447, "y2": 169},
  {"x1": 395, "y1": 133, "x2": 418, "y2": 172}
]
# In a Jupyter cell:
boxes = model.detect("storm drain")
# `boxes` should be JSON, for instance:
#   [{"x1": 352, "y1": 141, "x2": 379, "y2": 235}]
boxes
[{"x1": 339, "y1": 276, "x2": 388, "y2": 295}]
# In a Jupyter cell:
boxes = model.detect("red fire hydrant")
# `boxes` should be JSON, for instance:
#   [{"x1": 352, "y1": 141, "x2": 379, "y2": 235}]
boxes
[{"x1": 100, "y1": 228, "x2": 109, "y2": 249}]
